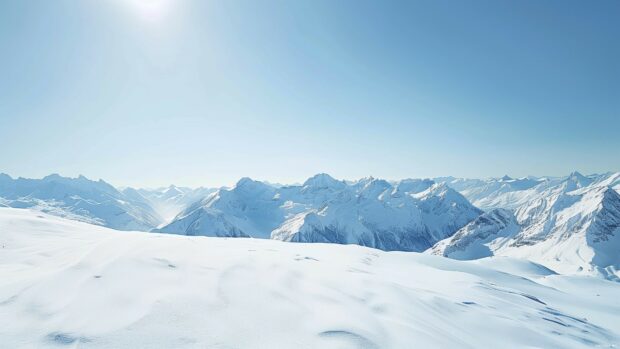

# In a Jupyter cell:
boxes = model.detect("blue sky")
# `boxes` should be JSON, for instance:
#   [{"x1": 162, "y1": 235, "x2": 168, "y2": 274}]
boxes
[{"x1": 1, "y1": 0, "x2": 618, "y2": 187}]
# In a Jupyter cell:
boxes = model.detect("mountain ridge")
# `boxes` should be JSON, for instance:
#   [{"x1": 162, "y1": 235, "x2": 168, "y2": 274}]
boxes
[
  {"x1": 157, "y1": 174, "x2": 482, "y2": 252},
  {"x1": 430, "y1": 172, "x2": 620, "y2": 280}
]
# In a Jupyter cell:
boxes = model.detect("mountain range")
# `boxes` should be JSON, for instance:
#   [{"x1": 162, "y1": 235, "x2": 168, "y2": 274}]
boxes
[
  {"x1": 0, "y1": 174, "x2": 161, "y2": 231},
  {"x1": 1, "y1": 171, "x2": 619, "y2": 279},
  {"x1": 431, "y1": 172, "x2": 620, "y2": 280},
  {"x1": 157, "y1": 174, "x2": 482, "y2": 252}
]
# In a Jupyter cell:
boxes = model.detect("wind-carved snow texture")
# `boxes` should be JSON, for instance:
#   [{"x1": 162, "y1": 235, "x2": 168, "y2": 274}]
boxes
[
  {"x1": 157, "y1": 174, "x2": 482, "y2": 252},
  {"x1": 431, "y1": 171, "x2": 620, "y2": 280},
  {"x1": 0, "y1": 208, "x2": 619, "y2": 348}
]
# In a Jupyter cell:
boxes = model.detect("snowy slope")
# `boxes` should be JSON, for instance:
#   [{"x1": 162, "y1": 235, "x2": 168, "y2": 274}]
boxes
[
  {"x1": 158, "y1": 174, "x2": 482, "y2": 251},
  {"x1": 1, "y1": 208, "x2": 619, "y2": 348},
  {"x1": 0, "y1": 174, "x2": 162, "y2": 231},
  {"x1": 431, "y1": 172, "x2": 620, "y2": 280}
]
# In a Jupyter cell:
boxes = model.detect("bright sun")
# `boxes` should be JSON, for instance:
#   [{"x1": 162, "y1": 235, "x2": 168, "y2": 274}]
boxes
[{"x1": 126, "y1": 0, "x2": 172, "y2": 22}]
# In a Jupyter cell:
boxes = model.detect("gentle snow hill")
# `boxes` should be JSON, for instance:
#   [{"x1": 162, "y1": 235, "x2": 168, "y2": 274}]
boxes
[
  {"x1": 0, "y1": 173, "x2": 162, "y2": 231},
  {"x1": 157, "y1": 174, "x2": 482, "y2": 251},
  {"x1": 1, "y1": 208, "x2": 620, "y2": 349},
  {"x1": 431, "y1": 174, "x2": 620, "y2": 281}
]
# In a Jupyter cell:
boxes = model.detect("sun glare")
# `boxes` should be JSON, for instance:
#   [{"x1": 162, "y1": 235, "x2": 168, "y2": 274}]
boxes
[{"x1": 126, "y1": 0, "x2": 172, "y2": 22}]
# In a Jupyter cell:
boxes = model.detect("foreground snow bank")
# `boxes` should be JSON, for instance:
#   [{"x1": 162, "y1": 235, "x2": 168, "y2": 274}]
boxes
[{"x1": 0, "y1": 208, "x2": 618, "y2": 348}]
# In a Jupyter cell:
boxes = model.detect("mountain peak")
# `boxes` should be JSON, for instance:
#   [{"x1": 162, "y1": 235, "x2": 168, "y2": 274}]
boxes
[
  {"x1": 43, "y1": 173, "x2": 63, "y2": 181},
  {"x1": 566, "y1": 171, "x2": 593, "y2": 189},
  {"x1": 235, "y1": 177, "x2": 257, "y2": 187},
  {"x1": 501, "y1": 175, "x2": 513, "y2": 181},
  {"x1": 568, "y1": 171, "x2": 591, "y2": 182},
  {"x1": 163, "y1": 185, "x2": 183, "y2": 196},
  {"x1": 415, "y1": 183, "x2": 478, "y2": 210},
  {"x1": 302, "y1": 173, "x2": 342, "y2": 189},
  {"x1": 233, "y1": 177, "x2": 273, "y2": 193},
  {"x1": 569, "y1": 171, "x2": 585, "y2": 178}
]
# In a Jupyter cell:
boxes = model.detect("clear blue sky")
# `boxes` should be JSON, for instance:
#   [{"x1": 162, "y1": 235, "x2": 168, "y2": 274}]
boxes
[{"x1": 1, "y1": 0, "x2": 618, "y2": 188}]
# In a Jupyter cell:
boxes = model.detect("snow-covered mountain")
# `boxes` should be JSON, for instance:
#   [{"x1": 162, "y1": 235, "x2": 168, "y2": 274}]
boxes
[
  {"x1": 157, "y1": 177, "x2": 283, "y2": 238},
  {"x1": 2, "y1": 207, "x2": 619, "y2": 348},
  {"x1": 436, "y1": 171, "x2": 611, "y2": 211},
  {"x1": 2, "y1": 170, "x2": 618, "y2": 278},
  {"x1": 431, "y1": 172, "x2": 620, "y2": 280},
  {"x1": 0, "y1": 173, "x2": 162, "y2": 231},
  {"x1": 436, "y1": 175, "x2": 551, "y2": 210},
  {"x1": 157, "y1": 174, "x2": 482, "y2": 251},
  {"x1": 133, "y1": 185, "x2": 217, "y2": 224}
]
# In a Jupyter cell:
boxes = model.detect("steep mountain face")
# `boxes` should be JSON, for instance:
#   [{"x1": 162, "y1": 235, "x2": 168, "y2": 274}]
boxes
[
  {"x1": 430, "y1": 209, "x2": 519, "y2": 260},
  {"x1": 431, "y1": 172, "x2": 620, "y2": 280},
  {"x1": 0, "y1": 174, "x2": 162, "y2": 230},
  {"x1": 158, "y1": 174, "x2": 482, "y2": 251},
  {"x1": 134, "y1": 185, "x2": 216, "y2": 224}
]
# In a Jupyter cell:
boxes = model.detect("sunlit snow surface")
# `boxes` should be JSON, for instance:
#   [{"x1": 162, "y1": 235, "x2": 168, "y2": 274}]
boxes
[{"x1": 1, "y1": 208, "x2": 618, "y2": 348}]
